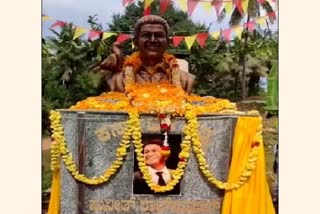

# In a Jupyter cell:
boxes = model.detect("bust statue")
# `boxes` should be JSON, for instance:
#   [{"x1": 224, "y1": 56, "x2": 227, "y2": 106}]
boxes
[{"x1": 99, "y1": 15, "x2": 195, "y2": 93}]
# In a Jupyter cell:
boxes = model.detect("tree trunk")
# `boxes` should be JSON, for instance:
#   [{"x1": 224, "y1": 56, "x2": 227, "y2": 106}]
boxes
[{"x1": 241, "y1": 15, "x2": 251, "y2": 100}]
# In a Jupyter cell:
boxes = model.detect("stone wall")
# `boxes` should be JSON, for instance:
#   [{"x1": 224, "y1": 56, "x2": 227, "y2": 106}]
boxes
[{"x1": 59, "y1": 110, "x2": 238, "y2": 214}]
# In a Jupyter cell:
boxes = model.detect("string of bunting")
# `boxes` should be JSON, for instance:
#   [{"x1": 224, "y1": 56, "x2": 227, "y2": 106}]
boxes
[
  {"x1": 43, "y1": 10, "x2": 276, "y2": 50},
  {"x1": 123, "y1": 0, "x2": 276, "y2": 17}
]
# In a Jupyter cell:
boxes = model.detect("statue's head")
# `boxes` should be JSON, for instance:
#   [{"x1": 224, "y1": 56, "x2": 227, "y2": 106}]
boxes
[{"x1": 134, "y1": 15, "x2": 170, "y2": 62}]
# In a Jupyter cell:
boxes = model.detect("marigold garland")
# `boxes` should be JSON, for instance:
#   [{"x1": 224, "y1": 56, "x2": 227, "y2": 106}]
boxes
[
  {"x1": 123, "y1": 51, "x2": 177, "y2": 73},
  {"x1": 49, "y1": 110, "x2": 133, "y2": 185},
  {"x1": 131, "y1": 110, "x2": 191, "y2": 192},
  {"x1": 185, "y1": 104, "x2": 261, "y2": 190},
  {"x1": 53, "y1": 80, "x2": 262, "y2": 191}
]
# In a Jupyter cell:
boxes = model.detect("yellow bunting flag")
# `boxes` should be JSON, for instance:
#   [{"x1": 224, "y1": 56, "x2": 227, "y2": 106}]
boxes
[
  {"x1": 199, "y1": 1, "x2": 212, "y2": 14},
  {"x1": 224, "y1": 2, "x2": 233, "y2": 15},
  {"x1": 256, "y1": 18, "x2": 266, "y2": 26},
  {"x1": 210, "y1": 31, "x2": 220, "y2": 40},
  {"x1": 42, "y1": 15, "x2": 52, "y2": 21},
  {"x1": 184, "y1": 35, "x2": 197, "y2": 50},
  {"x1": 242, "y1": 0, "x2": 249, "y2": 13},
  {"x1": 131, "y1": 41, "x2": 135, "y2": 49},
  {"x1": 144, "y1": 0, "x2": 154, "y2": 9},
  {"x1": 73, "y1": 27, "x2": 88, "y2": 40},
  {"x1": 102, "y1": 32, "x2": 116, "y2": 40},
  {"x1": 234, "y1": 26, "x2": 243, "y2": 39},
  {"x1": 176, "y1": 0, "x2": 188, "y2": 12}
]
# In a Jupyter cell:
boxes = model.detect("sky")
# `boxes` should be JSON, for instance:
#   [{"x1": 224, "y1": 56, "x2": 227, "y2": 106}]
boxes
[{"x1": 42, "y1": 0, "x2": 277, "y2": 38}]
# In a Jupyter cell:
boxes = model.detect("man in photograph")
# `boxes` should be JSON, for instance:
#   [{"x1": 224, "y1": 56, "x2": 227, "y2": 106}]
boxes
[{"x1": 133, "y1": 138, "x2": 180, "y2": 195}]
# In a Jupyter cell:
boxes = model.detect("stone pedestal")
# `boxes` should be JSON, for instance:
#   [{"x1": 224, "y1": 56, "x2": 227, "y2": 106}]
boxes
[{"x1": 59, "y1": 110, "x2": 241, "y2": 214}]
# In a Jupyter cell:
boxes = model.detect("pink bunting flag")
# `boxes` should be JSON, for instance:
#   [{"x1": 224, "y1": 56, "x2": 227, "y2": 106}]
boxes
[
  {"x1": 50, "y1": 20, "x2": 66, "y2": 29},
  {"x1": 187, "y1": 0, "x2": 198, "y2": 16},
  {"x1": 172, "y1": 36, "x2": 184, "y2": 47},
  {"x1": 116, "y1": 34, "x2": 131, "y2": 44},
  {"x1": 257, "y1": 0, "x2": 266, "y2": 3},
  {"x1": 234, "y1": 0, "x2": 244, "y2": 15},
  {"x1": 245, "y1": 21, "x2": 256, "y2": 32},
  {"x1": 88, "y1": 30, "x2": 102, "y2": 41},
  {"x1": 160, "y1": 0, "x2": 171, "y2": 15},
  {"x1": 212, "y1": 0, "x2": 223, "y2": 16},
  {"x1": 196, "y1": 32, "x2": 209, "y2": 48},
  {"x1": 122, "y1": 0, "x2": 134, "y2": 6},
  {"x1": 222, "y1": 28, "x2": 232, "y2": 42}
]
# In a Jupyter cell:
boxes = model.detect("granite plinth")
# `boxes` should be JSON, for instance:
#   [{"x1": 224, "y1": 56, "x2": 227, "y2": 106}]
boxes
[{"x1": 59, "y1": 110, "x2": 238, "y2": 214}]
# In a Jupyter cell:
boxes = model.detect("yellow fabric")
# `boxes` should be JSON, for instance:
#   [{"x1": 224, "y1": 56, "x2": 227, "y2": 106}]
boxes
[
  {"x1": 48, "y1": 168, "x2": 61, "y2": 214},
  {"x1": 73, "y1": 27, "x2": 88, "y2": 40},
  {"x1": 222, "y1": 117, "x2": 275, "y2": 214},
  {"x1": 144, "y1": 0, "x2": 154, "y2": 9}
]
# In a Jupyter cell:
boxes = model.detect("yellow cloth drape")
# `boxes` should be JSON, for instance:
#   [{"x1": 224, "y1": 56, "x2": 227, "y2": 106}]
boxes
[
  {"x1": 48, "y1": 168, "x2": 60, "y2": 214},
  {"x1": 222, "y1": 116, "x2": 275, "y2": 214}
]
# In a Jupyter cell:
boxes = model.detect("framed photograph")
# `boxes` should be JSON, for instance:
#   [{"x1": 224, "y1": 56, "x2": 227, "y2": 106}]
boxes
[{"x1": 133, "y1": 134, "x2": 182, "y2": 195}]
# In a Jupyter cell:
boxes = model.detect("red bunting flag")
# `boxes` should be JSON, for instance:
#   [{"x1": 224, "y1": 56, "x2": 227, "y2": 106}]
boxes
[
  {"x1": 245, "y1": 21, "x2": 256, "y2": 32},
  {"x1": 257, "y1": 0, "x2": 266, "y2": 3},
  {"x1": 160, "y1": 0, "x2": 171, "y2": 15},
  {"x1": 50, "y1": 20, "x2": 66, "y2": 29},
  {"x1": 144, "y1": 7, "x2": 151, "y2": 16},
  {"x1": 222, "y1": 28, "x2": 232, "y2": 42},
  {"x1": 212, "y1": 0, "x2": 223, "y2": 16},
  {"x1": 116, "y1": 34, "x2": 131, "y2": 44},
  {"x1": 196, "y1": 32, "x2": 209, "y2": 48},
  {"x1": 187, "y1": 0, "x2": 199, "y2": 16},
  {"x1": 88, "y1": 30, "x2": 102, "y2": 40},
  {"x1": 267, "y1": 11, "x2": 277, "y2": 19},
  {"x1": 172, "y1": 36, "x2": 184, "y2": 47},
  {"x1": 234, "y1": 0, "x2": 244, "y2": 15}
]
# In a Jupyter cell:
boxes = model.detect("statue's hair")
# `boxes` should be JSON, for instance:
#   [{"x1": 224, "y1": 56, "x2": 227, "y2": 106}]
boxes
[{"x1": 134, "y1": 15, "x2": 169, "y2": 38}]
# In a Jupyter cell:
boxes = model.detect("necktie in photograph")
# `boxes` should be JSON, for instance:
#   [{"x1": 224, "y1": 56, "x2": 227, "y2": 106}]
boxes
[{"x1": 156, "y1": 171, "x2": 166, "y2": 186}]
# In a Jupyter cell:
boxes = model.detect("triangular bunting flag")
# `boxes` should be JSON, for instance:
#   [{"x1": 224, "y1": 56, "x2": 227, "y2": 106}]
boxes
[
  {"x1": 144, "y1": 0, "x2": 154, "y2": 9},
  {"x1": 160, "y1": 0, "x2": 171, "y2": 15},
  {"x1": 73, "y1": 27, "x2": 88, "y2": 40},
  {"x1": 245, "y1": 21, "x2": 256, "y2": 32},
  {"x1": 233, "y1": 26, "x2": 243, "y2": 39},
  {"x1": 185, "y1": 35, "x2": 197, "y2": 50},
  {"x1": 210, "y1": 31, "x2": 220, "y2": 40},
  {"x1": 144, "y1": 6, "x2": 151, "y2": 16},
  {"x1": 187, "y1": 0, "x2": 199, "y2": 16},
  {"x1": 255, "y1": 17, "x2": 266, "y2": 26},
  {"x1": 116, "y1": 34, "x2": 131, "y2": 44},
  {"x1": 144, "y1": 0, "x2": 154, "y2": 16},
  {"x1": 50, "y1": 20, "x2": 66, "y2": 29},
  {"x1": 212, "y1": 1, "x2": 223, "y2": 16},
  {"x1": 102, "y1": 32, "x2": 117, "y2": 40},
  {"x1": 267, "y1": 11, "x2": 277, "y2": 19},
  {"x1": 176, "y1": 0, "x2": 188, "y2": 12},
  {"x1": 199, "y1": 2, "x2": 212, "y2": 14},
  {"x1": 88, "y1": 30, "x2": 102, "y2": 40},
  {"x1": 196, "y1": 32, "x2": 209, "y2": 48},
  {"x1": 222, "y1": 28, "x2": 232, "y2": 42},
  {"x1": 122, "y1": 0, "x2": 135, "y2": 6},
  {"x1": 172, "y1": 36, "x2": 184, "y2": 47},
  {"x1": 234, "y1": 0, "x2": 244, "y2": 15},
  {"x1": 242, "y1": 0, "x2": 249, "y2": 14},
  {"x1": 224, "y1": 2, "x2": 233, "y2": 15},
  {"x1": 42, "y1": 15, "x2": 52, "y2": 21},
  {"x1": 257, "y1": 0, "x2": 266, "y2": 3}
]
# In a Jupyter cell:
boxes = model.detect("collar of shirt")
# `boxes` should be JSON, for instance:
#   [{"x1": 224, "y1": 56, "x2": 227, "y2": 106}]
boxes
[{"x1": 148, "y1": 166, "x2": 171, "y2": 185}]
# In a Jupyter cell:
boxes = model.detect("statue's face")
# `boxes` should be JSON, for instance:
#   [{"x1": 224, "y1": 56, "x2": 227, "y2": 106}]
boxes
[{"x1": 135, "y1": 24, "x2": 168, "y2": 61}]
